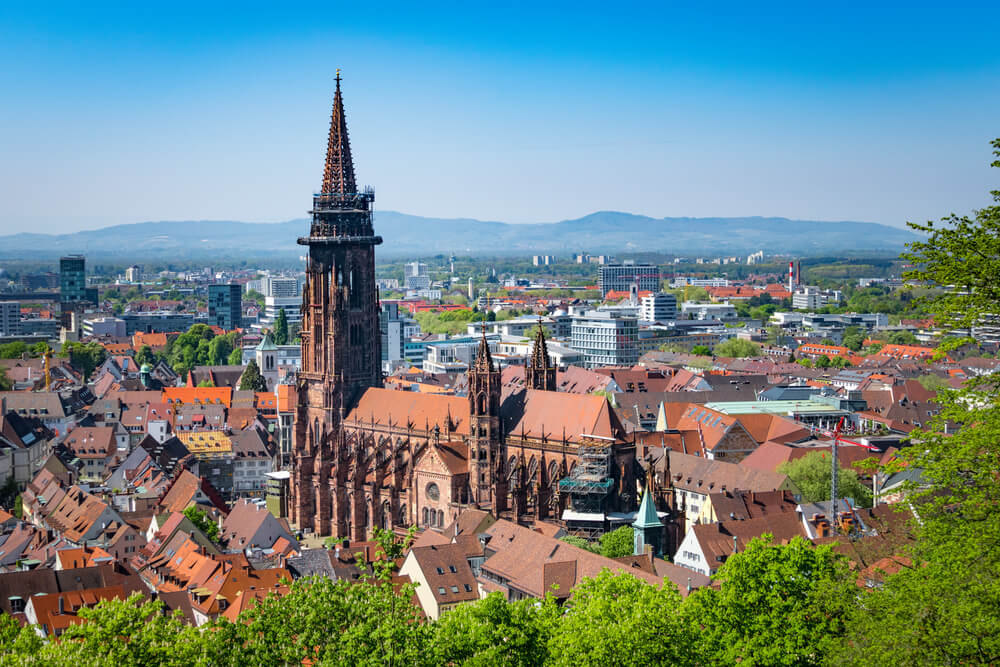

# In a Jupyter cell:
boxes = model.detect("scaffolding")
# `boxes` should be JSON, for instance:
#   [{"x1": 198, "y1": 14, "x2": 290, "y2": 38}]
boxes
[{"x1": 559, "y1": 445, "x2": 614, "y2": 514}]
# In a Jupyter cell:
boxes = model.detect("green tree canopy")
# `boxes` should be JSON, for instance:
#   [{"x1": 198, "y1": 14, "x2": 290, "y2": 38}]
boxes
[
  {"x1": 183, "y1": 505, "x2": 219, "y2": 542},
  {"x1": 273, "y1": 308, "x2": 289, "y2": 345},
  {"x1": 778, "y1": 451, "x2": 873, "y2": 508},
  {"x1": 685, "y1": 536, "x2": 854, "y2": 666},
  {"x1": 61, "y1": 341, "x2": 108, "y2": 380},
  {"x1": 690, "y1": 344, "x2": 713, "y2": 356},
  {"x1": 714, "y1": 338, "x2": 760, "y2": 358},
  {"x1": 549, "y1": 570, "x2": 693, "y2": 666},
  {"x1": 239, "y1": 358, "x2": 268, "y2": 392},
  {"x1": 598, "y1": 525, "x2": 634, "y2": 558}
]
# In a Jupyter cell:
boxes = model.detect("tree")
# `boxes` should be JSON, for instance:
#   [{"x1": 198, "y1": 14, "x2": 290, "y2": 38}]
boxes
[
  {"x1": 207, "y1": 335, "x2": 232, "y2": 366},
  {"x1": 916, "y1": 373, "x2": 949, "y2": 394},
  {"x1": 814, "y1": 354, "x2": 831, "y2": 368},
  {"x1": 778, "y1": 451, "x2": 873, "y2": 507},
  {"x1": 684, "y1": 536, "x2": 854, "y2": 666},
  {"x1": 886, "y1": 329, "x2": 918, "y2": 345},
  {"x1": 61, "y1": 341, "x2": 108, "y2": 380},
  {"x1": 0, "y1": 368, "x2": 12, "y2": 391},
  {"x1": 549, "y1": 570, "x2": 694, "y2": 666},
  {"x1": 134, "y1": 344, "x2": 156, "y2": 368},
  {"x1": 559, "y1": 534, "x2": 600, "y2": 553},
  {"x1": 273, "y1": 308, "x2": 289, "y2": 345},
  {"x1": 239, "y1": 359, "x2": 268, "y2": 392},
  {"x1": 227, "y1": 347, "x2": 244, "y2": 366},
  {"x1": 183, "y1": 505, "x2": 220, "y2": 542},
  {"x1": 0, "y1": 341, "x2": 28, "y2": 359},
  {"x1": 691, "y1": 344, "x2": 713, "y2": 356},
  {"x1": 714, "y1": 338, "x2": 760, "y2": 358},
  {"x1": 901, "y1": 138, "x2": 1000, "y2": 340},
  {"x1": 598, "y1": 525, "x2": 634, "y2": 558},
  {"x1": 196, "y1": 378, "x2": 215, "y2": 387},
  {"x1": 842, "y1": 326, "x2": 866, "y2": 351},
  {"x1": 842, "y1": 142, "x2": 1000, "y2": 663},
  {"x1": 430, "y1": 593, "x2": 557, "y2": 667}
]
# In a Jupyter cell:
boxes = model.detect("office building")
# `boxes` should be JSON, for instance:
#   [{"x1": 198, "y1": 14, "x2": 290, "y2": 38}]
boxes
[
  {"x1": 81, "y1": 316, "x2": 127, "y2": 338},
  {"x1": 792, "y1": 287, "x2": 844, "y2": 311},
  {"x1": 208, "y1": 284, "x2": 243, "y2": 330},
  {"x1": 598, "y1": 262, "x2": 660, "y2": 297},
  {"x1": 681, "y1": 302, "x2": 738, "y2": 321},
  {"x1": 640, "y1": 292, "x2": 678, "y2": 323},
  {"x1": 404, "y1": 262, "x2": 431, "y2": 291},
  {"x1": 121, "y1": 312, "x2": 196, "y2": 335},
  {"x1": 0, "y1": 302, "x2": 20, "y2": 337},
  {"x1": 533, "y1": 255, "x2": 555, "y2": 266},
  {"x1": 570, "y1": 310, "x2": 639, "y2": 368},
  {"x1": 60, "y1": 255, "x2": 98, "y2": 305},
  {"x1": 125, "y1": 265, "x2": 142, "y2": 282},
  {"x1": 248, "y1": 276, "x2": 300, "y2": 298}
]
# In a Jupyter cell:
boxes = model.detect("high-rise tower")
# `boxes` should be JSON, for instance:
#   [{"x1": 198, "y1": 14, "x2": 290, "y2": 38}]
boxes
[{"x1": 291, "y1": 72, "x2": 383, "y2": 534}]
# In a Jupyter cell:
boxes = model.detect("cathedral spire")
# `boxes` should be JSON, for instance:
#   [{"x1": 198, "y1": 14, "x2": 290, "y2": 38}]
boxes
[
  {"x1": 474, "y1": 328, "x2": 495, "y2": 372},
  {"x1": 525, "y1": 317, "x2": 557, "y2": 391},
  {"x1": 322, "y1": 70, "x2": 357, "y2": 195}
]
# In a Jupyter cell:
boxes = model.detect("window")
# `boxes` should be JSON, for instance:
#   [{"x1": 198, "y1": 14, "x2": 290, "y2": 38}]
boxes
[
  {"x1": 436, "y1": 567, "x2": 444, "y2": 575},
  {"x1": 8, "y1": 597, "x2": 23, "y2": 613},
  {"x1": 437, "y1": 587, "x2": 446, "y2": 596},
  {"x1": 448, "y1": 565, "x2": 457, "y2": 573},
  {"x1": 464, "y1": 584, "x2": 472, "y2": 592},
  {"x1": 450, "y1": 586, "x2": 459, "y2": 593},
  {"x1": 425, "y1": 482, "x2": 440, "y2": 502}
]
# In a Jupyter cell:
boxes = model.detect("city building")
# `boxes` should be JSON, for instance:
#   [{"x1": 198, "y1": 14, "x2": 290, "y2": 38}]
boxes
[
  {"x1": 0, "y1": 302, "x2": 20, "y2": 337},
  {"x1": 532, "y1": 255, "x2": 555, "y2": 266},
  {"x1": 59, "y1": 256, "x2": 98, "y2": 305},
  {"x1": 208, "y1": 284, "x2": 242, "y2": 330},
  {"x1": 125, "y1": 265, "x2": 142, "y2": 283},
  {"x1": 681, "y1": 302, "x2": 738, "y2": 321},
  {"x1": 257, "y1": 296, "x2": 302, "y2": 333},
  {"x1": 570, "y1": 310, "x2": 639, "y2": 368},
  {"x1": 121, "y1": 312, "x2": 195, "y2": 335},
  {"x1": 247, "y1": 276, "x2": 300, "y2": 298},
  {"x1": 598, "y1": 262, "x2": 660, "y2": 297},
  {"x1": 404, "y1": 262, "x2": 431, "y2": 291},
  {"x1": 640, "y1": 292, "x2": 678, "y2": 323},
  {"x1": 792, "y1": 286, "x2": 844, "y2": 311},
  {"x1": 380, "y1": 302, "x2": 418, "y2": 372},
  {"x1": 81, "y1": 316, "x2": 127, "y2": 338}
]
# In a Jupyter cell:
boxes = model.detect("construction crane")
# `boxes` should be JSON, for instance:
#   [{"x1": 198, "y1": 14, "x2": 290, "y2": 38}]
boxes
[
  {"x1": 43, "y1": 348, "x2": 52, "y2": 391},
  {"x1": 817, "y1": 417, "x2": 879, "y2": 533}
]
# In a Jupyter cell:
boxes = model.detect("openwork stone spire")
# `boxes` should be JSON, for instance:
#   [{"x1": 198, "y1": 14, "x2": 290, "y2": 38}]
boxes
[
  {"x1": 525, "y1": 318, "x2": 557, "y2": 391},
  {"x1": 322, "y1": 70, "x2": 357, "y2": 195},
  {"x1": 474, "y1": 328, "x2": 495, "y2": 372}
]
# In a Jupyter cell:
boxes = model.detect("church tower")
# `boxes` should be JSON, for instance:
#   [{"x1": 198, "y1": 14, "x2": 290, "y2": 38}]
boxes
[
  {"x1": 524, "y1": 319, "x2": 557, "y2": 391},
  {"x1": 468, "y1": 331, "x2": 503, "y2": 510},
  {"x1": 291, "y1": 72, "x2": 383, "y2": 534}
]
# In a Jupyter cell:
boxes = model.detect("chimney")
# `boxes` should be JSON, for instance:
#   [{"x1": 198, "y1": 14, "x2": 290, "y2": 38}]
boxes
[{"x1": 58, "y1": 596, "x2": 65, "y2": 615}]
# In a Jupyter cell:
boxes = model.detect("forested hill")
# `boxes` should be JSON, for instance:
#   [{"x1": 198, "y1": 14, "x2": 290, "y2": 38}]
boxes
[{"x1": 0, "y1": 211, "x2": 919, "y2": 259}]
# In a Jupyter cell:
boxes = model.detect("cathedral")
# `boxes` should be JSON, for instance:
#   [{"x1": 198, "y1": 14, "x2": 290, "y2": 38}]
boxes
[{"x1": 290, "y1": 75, "x2": 640, "y2": 540}]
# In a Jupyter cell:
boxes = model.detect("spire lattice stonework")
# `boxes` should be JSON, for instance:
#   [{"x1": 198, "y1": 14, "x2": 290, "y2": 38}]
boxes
[
  {"x1": 525, "y1": 318, "x2": 557, "y2": 391},
  {"x1": 322, "y1": 71, "x2": 358, "y2": 195}
]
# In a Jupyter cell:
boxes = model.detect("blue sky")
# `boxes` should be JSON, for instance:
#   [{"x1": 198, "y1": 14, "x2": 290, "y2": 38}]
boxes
[{"x1": 1, "y1": 1, "x2": 998, "y2": 234}]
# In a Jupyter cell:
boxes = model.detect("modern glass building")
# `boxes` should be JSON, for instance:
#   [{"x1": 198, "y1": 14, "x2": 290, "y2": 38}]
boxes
[{"x1": 208, "y1": 284, "x2": 242, "y2": 331}]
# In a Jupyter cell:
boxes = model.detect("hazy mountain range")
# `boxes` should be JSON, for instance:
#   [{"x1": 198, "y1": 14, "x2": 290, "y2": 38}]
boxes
[{"x1": 0, "y1": 211, "x2": 919, "y2": 260}]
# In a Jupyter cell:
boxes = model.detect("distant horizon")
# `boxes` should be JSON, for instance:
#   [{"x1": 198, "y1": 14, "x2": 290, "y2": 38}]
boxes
[
  {"x1": 0, "y1": 208, "x2": 904, "y2": 237},
  {"x1": 2, "y1": 3, "x2": 998, "y2": 235}
]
